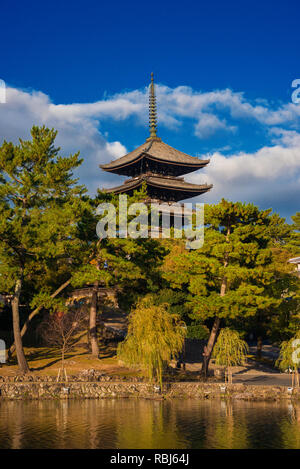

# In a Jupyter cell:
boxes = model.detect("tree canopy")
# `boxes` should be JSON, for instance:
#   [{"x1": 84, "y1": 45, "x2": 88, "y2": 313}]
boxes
[
  {"x1": 287, "y1": 212, "x2": 300, "y2": 255},
  {"x1": 0, "y1": 126, "x2": 89, "y2": 372},
  {"x1": 162, "y1": 199, "x2": 293, "y2": 374}
]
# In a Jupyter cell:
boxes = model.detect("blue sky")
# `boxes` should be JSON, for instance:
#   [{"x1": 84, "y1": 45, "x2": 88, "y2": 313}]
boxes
[{"x1": 0, "y1": 0, "x2": 300, "y2": 220}]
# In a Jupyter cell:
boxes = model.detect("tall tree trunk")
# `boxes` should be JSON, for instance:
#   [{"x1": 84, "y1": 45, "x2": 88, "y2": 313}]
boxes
[
  {"x1": 202, "y1": 316, "x2": 221, "y2": 377},
  {"x1": 202, "y1": 273, "x2": 227, "y2": 375},
  {"x1": 295, "y1": 368, "x2": 299, "y2": 388},
  {"x1": 11, "y1": 277, "x2": 30, "y2": 374},
  {"x1": 256, "y1": 336, "x2": 263, "y2": 359},
  {"x1": 229, "y1": 366, "x2": 233, "y2": 384},
  {"x1": 202, "y1": 226, "x2": 230, "y2": 377},
  {"x1": 8, "y1": 278, "x2": 71, "y2": 358},
  {"x1": 89, "y1": 281, "x2": 99, "y2": 357}
]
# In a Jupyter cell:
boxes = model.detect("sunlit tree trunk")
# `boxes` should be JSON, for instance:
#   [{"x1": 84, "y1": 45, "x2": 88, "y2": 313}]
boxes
[
  {"x1": 202, "y1": 317, "x2": 221, "y2": 377},
  {"x1": 295, "y1": 368, "x2": 299, "y2": 388},
  {"x1": 89, "y1": 281, "x2": 99, "y2": 357},
  {"x1": 11, "y1": 277, "x2": 29, "y2": 374}
]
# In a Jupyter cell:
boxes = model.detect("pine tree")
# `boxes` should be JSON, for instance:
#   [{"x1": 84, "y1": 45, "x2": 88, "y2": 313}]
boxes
[
  {"x1": 71, "y1": 186, "x2": 167, "y2": 357},
  {"x1": 0, "y1": 126, "x2": 87, "y2": 373},
  {"x1": 287, "y1": 212, "x2": 300, "y2": 255},
  {"x1": 163, "y1": 199, "x2": 290, "y2": 376}
]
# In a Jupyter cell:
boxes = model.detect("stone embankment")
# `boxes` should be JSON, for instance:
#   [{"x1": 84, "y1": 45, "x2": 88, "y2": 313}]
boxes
[{"x1": 0, "y1": 370, "x2": 299, "y2": 401}]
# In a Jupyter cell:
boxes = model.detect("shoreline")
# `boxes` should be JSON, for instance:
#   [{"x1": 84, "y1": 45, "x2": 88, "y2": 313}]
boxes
[{"x1": 0, "y1": 380, "x2": 299, "y2": 401}]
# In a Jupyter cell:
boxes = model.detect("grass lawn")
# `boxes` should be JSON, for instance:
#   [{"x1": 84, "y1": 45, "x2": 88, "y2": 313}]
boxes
[{"x1": 0, "y1": 341, "x2": 142, "y2": 378}]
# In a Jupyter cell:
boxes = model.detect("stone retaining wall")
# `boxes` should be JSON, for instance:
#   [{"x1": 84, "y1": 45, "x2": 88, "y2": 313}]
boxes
[{"x1": 0, "y1": 380, "x2": 300, "y2": 401}]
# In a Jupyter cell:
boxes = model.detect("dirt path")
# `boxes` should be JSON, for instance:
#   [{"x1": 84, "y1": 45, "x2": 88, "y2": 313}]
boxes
[{"x1": 183, "y1": 341, "x2": 294, "y2": 387}]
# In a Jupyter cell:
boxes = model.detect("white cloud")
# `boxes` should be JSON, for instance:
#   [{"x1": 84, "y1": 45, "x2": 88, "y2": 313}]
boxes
[
  {"x1": 0, "y1": 87, "x2": 130, "y2": 193},
  {"x1": 105, "y1": 141, "x2": 127, "y2": 159},
  {"x1": 188, "y1": 128, "x2": 300, "y2": 217},
  {"x1": 194, "y1": 113, "x2": 236, "y2": 138},
  {"x1": 0, "y1": 84, "x2": 299, "y2": 216},
  {"x1": 156, "y1": 85, "x2": 300, "y2": 132}
]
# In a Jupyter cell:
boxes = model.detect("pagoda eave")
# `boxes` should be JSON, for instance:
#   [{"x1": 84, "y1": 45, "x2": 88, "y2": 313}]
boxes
[
  {"x1": 102, "y1": 176, "x2": 213, "y2": 202},
  {"x1": 100, "y1": 139, "x2": 210, "y2": 177},
  {"x1": 100, "y1": 153, "x2": 209, "y2": 176}
]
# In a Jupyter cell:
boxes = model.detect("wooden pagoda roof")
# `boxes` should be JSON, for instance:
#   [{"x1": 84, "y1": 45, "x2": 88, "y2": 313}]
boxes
[
  {"x1": 100, "y1": 138, "x2": 210, "y2": 174},
  {"x1": 103, "y1": 174, "x2": 212, "y2": 202}
]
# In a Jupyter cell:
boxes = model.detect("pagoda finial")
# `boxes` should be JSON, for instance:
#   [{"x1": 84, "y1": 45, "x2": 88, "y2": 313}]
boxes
[{"x1": 147, "y1": 72, "x2": 161, "y2": 141}]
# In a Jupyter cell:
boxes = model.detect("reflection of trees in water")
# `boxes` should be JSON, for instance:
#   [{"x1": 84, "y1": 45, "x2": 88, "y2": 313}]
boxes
[
  {"x1": 281, "y1": 403, "x2": 300, "y2": 449},
  {"x1": 170, "y1": 400, "x2": 248, "y2": 449},
  {"x1": 115, "y1": 400, "x2": 187, "y2": 449},
  {"x1": 243, "y1": 401, "x2": 286, "y2": 449},
  {"x1": 207, "y1": 400, "x2": 248, "y2": 449},
  {"x1": 0, "y1": 399, "x2": 187, "y2": 449},
  {"x1": 0, "y1": 399, "x2": 299, "y2": 449},
  {"x1": 0, "y1": 400, "x2": 119, "y2": 449},
  {"x1": 172, "y1": 400, "x2": 290, "y2": 449},
  {"x1": 52, "y1": 400, "x2": 120, "y2": 448},
  {"x1": 0, "y1": 402, "x2": 24, "y2": 449}
]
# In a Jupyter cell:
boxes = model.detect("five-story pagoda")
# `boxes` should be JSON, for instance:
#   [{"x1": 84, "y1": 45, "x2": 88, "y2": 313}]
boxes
[{"x1": 100, "y1": 74, "x2": 213, "y2": 203}]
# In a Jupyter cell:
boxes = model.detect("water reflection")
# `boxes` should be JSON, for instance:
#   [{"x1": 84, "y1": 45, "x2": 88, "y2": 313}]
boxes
[{"x1": 0, "y1": 399, "x2": 300, "y2": 449}]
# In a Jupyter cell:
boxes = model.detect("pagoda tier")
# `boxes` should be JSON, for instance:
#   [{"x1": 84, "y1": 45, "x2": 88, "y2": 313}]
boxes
[
  {"x1": 103, "y1": 173, "x2": 212, "y2": 203},
  {"x1": 100, "y1": 138, "x2": 210, "y2": 177},
  {"x1": 100, "y1": 74, "x2": 213, "y2": 203}
]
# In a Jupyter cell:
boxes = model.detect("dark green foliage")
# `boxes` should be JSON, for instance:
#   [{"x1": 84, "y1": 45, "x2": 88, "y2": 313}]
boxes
[
  {"x1": 164, "y1": 200, "x2": 287, "y2": 321},
  {"x1": 186, "y1": 323, "x2": 210, "y2": 340},
  {"x1": 72, "y1": 185, "x2": 168, "y2": 311},
  {"x1": 152, "y1": 288, "x2": 187, "y2": 318},
  {"x1": 287, "y1": 212, "x2": 300, "y2": 255},
  {"x1": 163, "y1": 199, "x2": 295, "y2": 372},
  {"x1": 0, "y1": 126, "x2": 88, "y2": 304},
  {"x1": 0, "y1": 126, "x2": 89, "y2": 370}
]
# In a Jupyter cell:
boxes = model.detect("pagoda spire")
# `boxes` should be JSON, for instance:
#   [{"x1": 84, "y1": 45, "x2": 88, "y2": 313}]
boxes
[
  {"x1": 147, "y1": 73, "x2": 161, "y2": 141},
  {"x1": 100, "y1": 74, "x2": 213, "y2": 202}
]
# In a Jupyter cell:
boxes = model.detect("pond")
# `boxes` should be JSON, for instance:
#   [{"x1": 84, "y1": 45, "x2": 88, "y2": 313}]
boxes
[{"x1": 0, "y1": 399, "x2": 300, "y2": 449}]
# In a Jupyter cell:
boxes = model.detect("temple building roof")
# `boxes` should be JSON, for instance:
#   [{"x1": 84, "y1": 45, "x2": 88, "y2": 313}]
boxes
[
  {"x1": 100, "y1": 138, "x2": 210, "y2": 176},
  {"x1": 103, "y1": 174, "x2": 212, "y2": 202}
]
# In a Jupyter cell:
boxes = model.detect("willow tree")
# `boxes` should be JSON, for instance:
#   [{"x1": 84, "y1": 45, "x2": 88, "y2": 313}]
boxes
[
  {"x1": 163, "y1": 199, "x2": 289, "y2": 376},
  {"x1": 212, "y1": 328, "x2": 248, "y2": 384},
  {"x1": 117, "y1": 297, "x2": 186, "y2": 386},
  {"x1": 276, "y1": 331, "x2": 300, "y2": 387},
  {"x1": 0, "y1": 126, "x2": 88, "y2": 373}
]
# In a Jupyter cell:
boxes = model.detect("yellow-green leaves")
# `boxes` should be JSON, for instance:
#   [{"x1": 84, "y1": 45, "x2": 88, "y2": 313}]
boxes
[
  {"x1": 117, "y1": 296, "x2": 186, "y2": 386},
  {"x1": 213, "y1": 328, "x2": 249, "y2": 368}
]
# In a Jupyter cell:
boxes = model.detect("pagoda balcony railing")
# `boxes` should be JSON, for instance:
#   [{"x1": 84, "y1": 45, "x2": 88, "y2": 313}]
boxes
[{"x1": 124, "y1": 172, "x2": 185, "y2": 184}]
